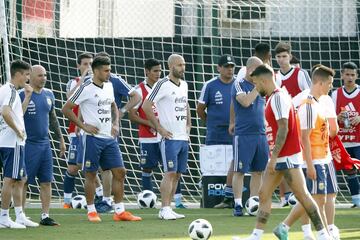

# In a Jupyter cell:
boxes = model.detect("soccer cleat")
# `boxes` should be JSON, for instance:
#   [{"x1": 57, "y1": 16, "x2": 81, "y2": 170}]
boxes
[
  {"x1": 0, "y1": 217, "x2": 26, "y2": 229},
  {"x1": 16, "y1": 216, "x2": 39, "y2": 227},
  {"x1": 280, "y1": 201, "x2": 289, "y2": 208},
  {"x1": 87, "y1": 212, "x2": 101, "y2": 223},
  {"x1": 170, "y1": 209, "x2": 185, "y2": 219},
  {"x1": 113, "y1": 211, "x2": 142, "y2": 221},
  {"x1": 214, "y1": 197, "x2": 233, "y2": 209},
  {"x1": 329, "y1": 226, "x2": 340, "y2": 240},
  {"x1": 273, "y1": 223, "x2": 289, "y2": 240},
  {"x1": 175, "y1": 203, "x2": 187, "y2": 209},
  {"x1": 95, "y1": 201, "x2": 113, "y2": 213},
  {"x1": 158, "y1": 208, "x2": 176, "y2": 220},
  {"x1": 233, "y1": 204, "x2": 244, "y2": 217},
  {"x1": 40, "y1": 217, "x2": 60, "y2": 226},
  {"x1": 63, "y1": 203, "x2": 72, "y2": 209}
]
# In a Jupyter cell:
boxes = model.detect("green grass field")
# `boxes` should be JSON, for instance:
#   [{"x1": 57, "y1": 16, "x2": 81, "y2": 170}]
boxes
[{"x1": 1, "y1": 208, "x2": 359, "y2": 239}]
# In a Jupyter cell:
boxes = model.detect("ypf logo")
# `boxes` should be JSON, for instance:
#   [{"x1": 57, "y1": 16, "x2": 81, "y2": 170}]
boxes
[{"x1": 207, "y1": 183, "x2": 226, "y2": 196}]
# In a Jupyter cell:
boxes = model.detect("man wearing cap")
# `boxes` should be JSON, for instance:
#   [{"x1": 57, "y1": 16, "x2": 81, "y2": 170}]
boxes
[
  {"x1": 197, "y1": 55, "x2": 236, "y2": 208},
  {"x1": 230, "y1": 56, "x2": 268, "y2": 217}
]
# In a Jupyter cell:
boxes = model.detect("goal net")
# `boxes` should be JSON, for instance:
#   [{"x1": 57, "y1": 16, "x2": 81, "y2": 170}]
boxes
[{"x1": 1, "y1": 0, "x2": 359, "y2": 205}]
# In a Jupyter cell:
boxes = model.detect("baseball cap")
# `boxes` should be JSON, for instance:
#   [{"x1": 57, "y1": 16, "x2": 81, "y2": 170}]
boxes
[{"x1": 218, "y1": 55, "x2": 235, "y2": 67}]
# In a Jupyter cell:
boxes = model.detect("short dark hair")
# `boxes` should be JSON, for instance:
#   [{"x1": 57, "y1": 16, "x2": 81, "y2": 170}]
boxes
[
  {"x1": 341, "y1": 62, "x2": 358, "y2": 72},
  {"x1": 274, "y1": 42, "x2": 291, "y2": 55},
  {"x1": 290, "y1": 55, "x2": 300, "y2": 65},
  {"x1": 144, "y1": 58, "x2": 161, "y2": 70},
  {"x1": 91, "y1": 56, "x2": 111, "y2": 70},
  {"x1": 77, "y1": 52, "x2": 93, "y2": 65},
  {"x1": 254, "y1": 43, "x2": 270, "y2": 59},
  {"x1": 311, "y1": 64, "x2": 335, "y2": 82},
  {"x1": 95, "y1": 52, "x2": 110, "y2": 58},
  {"x1": 10, "y1": 60, "x2": 31, "y2": 77},
  {"x1": 250, "y1": 64, "x2": 273, "y2": 78}
]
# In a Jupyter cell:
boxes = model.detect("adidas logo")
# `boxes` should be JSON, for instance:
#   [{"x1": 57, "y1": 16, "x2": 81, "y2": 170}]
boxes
[
  {"x1": 215, "y1": 91, "x2": 222, "y2": 98},
  {"x1": 94, "y1": 94, "x2": 99, "y2": 98},
  {"x1": 345, "y1": 102, "x2": 356, "y2": 112},
  {"x1": 171, "y1": 92, "x2": 176, "y2": 95}
]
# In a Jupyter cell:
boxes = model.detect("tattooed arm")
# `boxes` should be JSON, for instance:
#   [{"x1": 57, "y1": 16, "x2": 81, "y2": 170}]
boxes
[{"x1": 49, "y1": 108, "x2": 66, "y2": 157}]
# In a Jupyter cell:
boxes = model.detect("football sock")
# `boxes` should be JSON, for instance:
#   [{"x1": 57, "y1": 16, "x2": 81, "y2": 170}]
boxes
[
  {"x1": 63, "y1": 171, "x2": 76, "y2": 199},
  {"x1": 224, "y1": 186, "x2": 233, "y2": 198},
  {"x1": 234, "y1": 198, "x2": 242, "y2": 207},
  {"x1": 114, "y1": 202, "x2": 125, "y2": 214},
  {"x1": 64, "y1": 193, "x2": 72, "y2": 204},
  {"x1": 141, "y1": 172, "x2": 153, "y2": 191},
  {"x1": 95, "y1": 185, "x2": 103, "y2": 197}
]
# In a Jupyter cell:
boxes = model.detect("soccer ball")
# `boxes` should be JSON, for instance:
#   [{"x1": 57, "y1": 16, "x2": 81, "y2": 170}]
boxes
[
  {"x1": 137, "y1": 190, "x2": 157, "y2": 208},
  {"x1": 188, "y1": 219, "x2": 213, "y2": 240},
  {"x1": 288, "y1": 193, "x2": 297, "y2": 207},
  {"x1": 71, "y1": 195, "x2": 87, "y2": 209},
  {"x1": 245, "y1": 196, "x2": 260, "y2": 216}
]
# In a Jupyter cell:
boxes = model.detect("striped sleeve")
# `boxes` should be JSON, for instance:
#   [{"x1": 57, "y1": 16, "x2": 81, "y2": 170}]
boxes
[
  {"x1": 8, "y1": 89, "x2": 17, "y2": 108},
  {"x1": 270, "y1": 92, "x2": 291, "y2": 120},
  {"x1": 298, "y1": 69, "x2": 311, "y2": 90},
  {"x1": 297, "y1": 98, "x2": 316, "y2": 130},
  {"x1": 146, "y1": 79, "x2": 167, "y2": 102},
  {"x1": 69, "y1": 81, "x2": 91, "y2": 104},
  {"x1": 235, "y1": 80, "x2": 244, "y2": 95},
  {"x1": 198, "y1": 82, "x2": 209, "y2": 104}
]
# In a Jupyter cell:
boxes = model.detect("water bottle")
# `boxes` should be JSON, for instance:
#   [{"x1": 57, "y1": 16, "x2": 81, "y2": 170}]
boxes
[{"x1": 343, "y1": 111, "x2": 351, "y2": 129}]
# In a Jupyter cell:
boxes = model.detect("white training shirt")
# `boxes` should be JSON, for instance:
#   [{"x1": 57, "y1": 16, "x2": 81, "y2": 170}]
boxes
[
  {"x1": 0, "y1": 82, "x2": 26, "y2": 147},
  {"x1": 275, "y1": 68, "x2": 311, "y2": 91},
  {"x1": 69, "y1": 81, "x2": 115, "y2": 138},
  {"x1": 146, "y1": 76, "x2": 188, "y2": 141}
]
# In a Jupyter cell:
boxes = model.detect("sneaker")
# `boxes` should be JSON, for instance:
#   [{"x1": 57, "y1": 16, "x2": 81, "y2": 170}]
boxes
[
  {"x1": 273, "y1": 223, "x2": 289, "y2": 240},
  {"x1": 87, "y1": 212, "x2": 101, "y2": 223},
  {"x1": 171, "y1": 209, "x2": 185, "y2": 219},
  {"x1": 113, "y1": 211, "x2": 142, "y2": 221},
  {"x1": 158, "y1": 208, "x2": 176, "y2": 220},
  {"x1": 175, "y1": 203, "x2": 187, "y2": 209},
  {"x1": 214, "y1": 197, "x2": 233, "y2": 209},
  {"x1": 280, "y1": 201, "x2": 289, "y2": 208},
  {"x1": 329, "y1": 226, "x2": 340, "y2": 240},
  {"x1": 16, "y1": 215, "x2": 39, "y2": 227},
  {"x1": 0, "y1": 217, "x2": 26, "y2": 229},
  {"x1": 63, "y1": 203, "x2": 72, "y2": 209},
  {"x1": 95, "y1": 201, "x2": 113, "y2": 213},
  {"x1": 233, "y1": 204, "x2": 243, "y2": 217},
  {"x1": 40, "y1": 217, "x2": 60, "y2": 226}
]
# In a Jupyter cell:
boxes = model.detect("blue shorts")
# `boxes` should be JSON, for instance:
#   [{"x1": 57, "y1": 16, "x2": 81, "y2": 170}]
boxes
[
  {"x1": 67, "y1": 135, "x2": 83, "y2": 165},
  {"x1": 82, "y1": 135, "x2": 124, "y2": 172},
  {"x1": 304, "y1": 164, "x2": 327, "y2": 195},
  {"x1": 346, "y1": 146, "x2": 360, "y2": 159},
  {"x1": 0, "y1": 144, "x2": 26, "y2": 180},
  {"x1": 275, "y1": 162, "x2": 301, "y2": 171},
  {"x1": 160, "y1": 139, "x2": 188, "y2": 173},
  {"x1": 326, "y1": 161, "x2": 338, "y2": 194},
  {"x1": 25, "y1": 142, "x2": 53, "y2": 184},
  {"x1": 139, "y1": 142, "x2": 161, "y2": 169},
  {"x1": 233, "y1": 135, "x2": 269, "y2": 173}
]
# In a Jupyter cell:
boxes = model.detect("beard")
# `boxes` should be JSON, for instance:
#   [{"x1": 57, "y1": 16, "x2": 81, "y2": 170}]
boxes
[{"x1": 173, "y1": 68, "x2": 184, "y2": 79}]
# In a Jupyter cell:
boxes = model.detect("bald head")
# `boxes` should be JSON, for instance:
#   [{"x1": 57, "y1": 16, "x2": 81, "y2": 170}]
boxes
[
  {"x1": 168, "y1": 54, "x2": 185, "y2": 80},
  {"x1": 245, "y1": 57, "x2": 263, "y2": 80},
  {"x1": 168, "y1": 54, "x2": 184, "y2": 68},
  {"x1": 30, "y1": 65, "x2": 47, "y2": 91}
]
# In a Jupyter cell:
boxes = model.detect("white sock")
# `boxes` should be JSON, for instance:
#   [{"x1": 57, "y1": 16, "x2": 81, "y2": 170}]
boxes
[
  {"x1": 317, "y1": 228, "x2": 330, "y2": 240},
  {"x1": 95, "y1": 186, "x2": 103, "y2": 197},
  {"x1": 87, "y1": 204, "x2": 96, "y2": 213},
  {"x1": 14, "y1": 206, "x2": 24, "y2": 219},
  {"x1": 114, "y1": 202, "x2": 124, "y2": 214},
  {"x1": 234, "y1": 198, "x2": 242, "y2": 207},
  {"x1": 0, "y1": 209, "x2": 9, "y2": 220},
  {"x1": 282, "y1": 223, "x2": 290, "y2": 231},
  {"x1": 41, "y1": 213, "x2": 49, "y2": 220},
  {"x1": 252, "y1": 229, "x2": 263, "y2": 239},
  {"x1": 64, "y1": 193, "x2": 72, "y2": 199},
  {"x1": 103, "y1": 196, "x2": 112, "y2": 205},
  {"x1": 162, "y1": 206, "x2": 171, "y2": 212},
  {"x1": 302, "y1": 224, "x2": 312, "y2": 236}
]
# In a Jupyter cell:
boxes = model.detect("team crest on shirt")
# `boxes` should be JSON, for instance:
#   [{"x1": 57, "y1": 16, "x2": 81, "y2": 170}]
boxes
[
  {"x1": 69, "y1": 152, "x2": 75, "y2": 160},
  {"x1": 238, "y1": 162, "x2": 242, "y2": 169},
  {"x1": 85, "y1": 161, "x2": 91, "y2": 168},
  {"x1": 46, "y1": 97, "x2": 52, "y2": 106},
  {"x1": 168, "y1": 160, "x2": 174, "y2": 168},
  {"x1": 20, "y1": 168, "x2": 24, "y2": 177},
  {"x1": 319, "y1": 182, "x2": 325, "y2": 190},
  {"x1": 140, "y1": 158, "x2": 146, "y2": 165}
]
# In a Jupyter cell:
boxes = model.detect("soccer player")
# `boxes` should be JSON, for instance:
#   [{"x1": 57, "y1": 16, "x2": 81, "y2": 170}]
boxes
[
  {"x1": 273, "y1": 65, "x2": 336, "y2": 240},
  {"x1": 274, "y1": 42, "x2": 311, "y2": 97},
  {"x1": 20, "y1": 65, "x2": 65, "y2": 226},
  {"x1": 239, "y1": 64, "x2": 329, "y2": 240},
  {"x1": 197, "y1": 54, "x2": 236, "y2": 208},
  {"x1": 331, "y1": 62, "x2": 360, "y2": 208},
  {"x1": 236, "y1": 42, "x2": 272, "y2": 82},
  {"x1": 0, "y1": 60, "x2": 38, "y2": 228},
  {"x1": 62, "y1": 56, "x2": 141, "y2": 222},
  {"x1": 143, "y1": 54, "x2": 190, "y2": 220},
  {"x1": 230, "y1": 56, "x2": 268, "y2": 217},
  {"x1": 63, "y1": 53, "x2": 105, "y2": 208}
]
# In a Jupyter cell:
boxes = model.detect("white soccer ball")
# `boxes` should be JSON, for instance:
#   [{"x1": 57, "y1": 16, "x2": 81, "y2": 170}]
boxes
[
  {"x1": 137, "y1": 190, "x2": 157, "y2": 208},
  {"x1": 245, "y1": 196, "x2": 260, "y2": 216},
  {"x1": 71, "y1": 195, "x2": 87, "y2": 209},
  {"x1": 288, "y1": 193, "x2": 297, "y2": 207},
  {"x1": 188, "y1": 219, "x2": 213, "y2": 240}
]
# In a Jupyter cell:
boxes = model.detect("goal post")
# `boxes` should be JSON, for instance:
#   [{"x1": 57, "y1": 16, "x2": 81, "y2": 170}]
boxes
[{"x1": 0, "y1": 0, "x2": 359, "y2": 205}]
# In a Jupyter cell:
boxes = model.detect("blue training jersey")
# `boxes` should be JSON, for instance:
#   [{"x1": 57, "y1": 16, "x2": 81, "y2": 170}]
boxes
[
  {"x1": 231, "y1": 78, "x2": 266, "y2": 135},
  {"x1": 198, "y1": 76, "x2": 234, "y2": 145},
  {"x1": 19, "y1": 88, "x2": 55, "y2": 144},
  {"x1": 108, "y1": 73, "x2": 132, "y2": 108}
]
